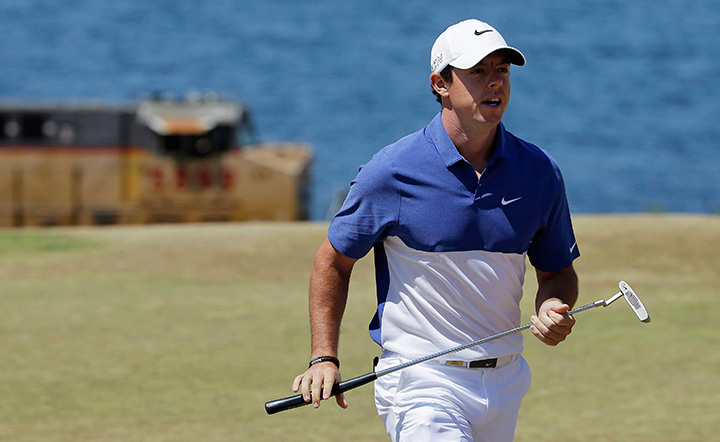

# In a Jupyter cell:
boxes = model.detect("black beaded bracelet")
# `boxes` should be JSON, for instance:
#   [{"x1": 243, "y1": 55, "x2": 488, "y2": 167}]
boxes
[{"x1": 309, "y1": 356, "x2": 340, "y2": 369}]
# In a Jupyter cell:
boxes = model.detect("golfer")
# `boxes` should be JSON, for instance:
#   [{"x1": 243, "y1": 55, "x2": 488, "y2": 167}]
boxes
[{"x1": 292, "y1": 18, "x2": 580, "y2": 441}]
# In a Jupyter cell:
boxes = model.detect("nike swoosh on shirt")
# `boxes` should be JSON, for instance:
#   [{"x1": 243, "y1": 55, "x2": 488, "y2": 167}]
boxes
[
  {"x1": 569, "y1": 242, "x2": 578, "y2": 253},
  {"x1": 501, "y1": 196, "x2": 522, "y2": 205}
]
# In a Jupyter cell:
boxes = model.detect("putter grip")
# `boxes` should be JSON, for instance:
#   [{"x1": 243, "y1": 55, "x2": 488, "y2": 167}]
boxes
[{"x1": 265, "y1": 371, "x2": 378, "y2": 415}]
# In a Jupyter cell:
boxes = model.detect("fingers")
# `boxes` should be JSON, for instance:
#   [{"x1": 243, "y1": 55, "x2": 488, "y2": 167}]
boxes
[
  {"x1": 292, "y1": 373, "x2": 303, "y2": 393},
  {"x1": 322, "y1": 371, "x2": 337, "y2": 401},
  {"x1": 291, "y1": 362, "x2": 345, "y2": 409},
  {"x1": 530, "y1": 307, "x2": 575, "y2": 346},
  {"x1": 335, "y1": 392, "x2": 349, "y2": 409}
]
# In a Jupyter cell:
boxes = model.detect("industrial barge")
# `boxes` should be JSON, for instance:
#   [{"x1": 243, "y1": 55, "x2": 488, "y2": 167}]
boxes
[{"x1": 0, "y1": 95, "x2": 312, "y2": 227}]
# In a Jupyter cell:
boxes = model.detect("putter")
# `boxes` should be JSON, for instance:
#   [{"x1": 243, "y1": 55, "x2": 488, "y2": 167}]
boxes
[{"x1": 265, "y1": 280, "x2": 650, "y2": 415}]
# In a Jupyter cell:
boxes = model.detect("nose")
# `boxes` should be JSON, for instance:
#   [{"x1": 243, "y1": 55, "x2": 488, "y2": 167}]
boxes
[{"x1": 488, "y1": 72, "x2": 504, "y2": 89}]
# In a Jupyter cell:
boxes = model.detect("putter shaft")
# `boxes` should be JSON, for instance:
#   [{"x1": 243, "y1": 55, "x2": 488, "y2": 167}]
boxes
[
  {"x1": 378, "y1": 298, "x2": 607, "y2": 377},
  {"x1": 266, "y1": 282, "x2": 649, "y2": 415}
]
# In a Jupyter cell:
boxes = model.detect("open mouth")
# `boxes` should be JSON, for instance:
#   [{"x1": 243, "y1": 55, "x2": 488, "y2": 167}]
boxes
[{"x1": 482, "y1": 98, "x2": 502, "y2": 107}]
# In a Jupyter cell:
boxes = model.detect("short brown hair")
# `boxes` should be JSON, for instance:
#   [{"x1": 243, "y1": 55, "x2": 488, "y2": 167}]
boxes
[{"x1": 432, "y1": 65, "x2": 454, "y2": 104}]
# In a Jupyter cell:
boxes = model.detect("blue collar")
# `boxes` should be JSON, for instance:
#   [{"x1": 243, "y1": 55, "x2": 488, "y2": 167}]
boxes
[{"x1": 426, "y1": 112, "x2": 510, "y2": 169}]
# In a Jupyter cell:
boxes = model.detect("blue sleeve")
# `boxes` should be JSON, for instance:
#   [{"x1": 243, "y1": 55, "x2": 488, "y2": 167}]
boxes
[
  {"x1": 527, "y1": 165, "x2": 580, "y2": 272},
  {"x1": 327, "y1": 150, "x2": 400, "y2": 259}
]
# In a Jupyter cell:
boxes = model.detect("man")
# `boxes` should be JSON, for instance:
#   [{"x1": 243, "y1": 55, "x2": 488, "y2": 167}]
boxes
[{"x1": 292, "y1": 19, "x2": 580, "y2": 441}]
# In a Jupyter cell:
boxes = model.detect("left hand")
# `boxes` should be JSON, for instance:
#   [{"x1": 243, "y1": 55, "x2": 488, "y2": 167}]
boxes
[{"x1": 529, "y1": 299, "x2": 576, "y2": 346}]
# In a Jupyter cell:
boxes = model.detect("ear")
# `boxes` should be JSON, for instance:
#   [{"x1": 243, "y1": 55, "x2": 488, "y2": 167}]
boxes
[{"x1": 430, "y1": 72, "x2": 450, "y2": 99}]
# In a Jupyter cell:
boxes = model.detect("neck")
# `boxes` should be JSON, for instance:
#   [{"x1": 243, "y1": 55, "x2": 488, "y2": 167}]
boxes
[{"x1": 441, "y1": 110, "x2": 498, "y2": 174}]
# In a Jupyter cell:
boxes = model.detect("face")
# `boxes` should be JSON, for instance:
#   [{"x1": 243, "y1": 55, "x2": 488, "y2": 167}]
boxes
[{"x1": 439, "y1": 51, "x2": 512, "y2": 129}]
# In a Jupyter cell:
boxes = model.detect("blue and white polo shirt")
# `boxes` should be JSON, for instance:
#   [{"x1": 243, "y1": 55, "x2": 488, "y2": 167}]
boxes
[{"x1": 328, "y1": 113, "x2": 579, "y2": 360}]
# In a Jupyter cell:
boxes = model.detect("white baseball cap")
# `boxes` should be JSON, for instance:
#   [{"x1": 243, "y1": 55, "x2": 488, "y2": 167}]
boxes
[{"x1": 430, "y1": 19, "x2": 526, "y2": 73}]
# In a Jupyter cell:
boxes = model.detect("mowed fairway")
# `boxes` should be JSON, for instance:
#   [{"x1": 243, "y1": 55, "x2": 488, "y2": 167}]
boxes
[{"x1": 1, "y1": 215, "x2": 718, "y2": 441}]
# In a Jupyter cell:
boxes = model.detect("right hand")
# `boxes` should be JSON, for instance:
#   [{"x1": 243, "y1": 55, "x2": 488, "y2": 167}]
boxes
[{"x1": 292, "y1": 362, "x2": 348, "y2": 409}]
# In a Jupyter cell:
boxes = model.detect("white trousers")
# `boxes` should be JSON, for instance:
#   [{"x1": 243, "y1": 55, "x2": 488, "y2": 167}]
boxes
[{"x1": 374, "y1": 353, "x2": 531, "y2": 442}]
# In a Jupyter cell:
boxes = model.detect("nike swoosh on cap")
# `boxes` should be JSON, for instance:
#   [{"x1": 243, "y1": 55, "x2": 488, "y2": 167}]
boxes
[{"x1": 475, "y1": 29, "x2": 493, "y2": 36}]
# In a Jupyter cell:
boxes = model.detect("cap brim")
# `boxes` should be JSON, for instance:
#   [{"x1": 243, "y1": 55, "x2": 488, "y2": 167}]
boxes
[{"x1": 450, "y1": 46, "x2": 526, "y2": 68}]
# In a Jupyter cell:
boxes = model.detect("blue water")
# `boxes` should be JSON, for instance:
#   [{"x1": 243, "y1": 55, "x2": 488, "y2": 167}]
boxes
[{"x1": 2, "y1": 0, "x2": 719, "y2": 219}]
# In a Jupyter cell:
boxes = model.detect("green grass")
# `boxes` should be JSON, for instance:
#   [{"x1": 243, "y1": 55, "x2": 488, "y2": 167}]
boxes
[
  {"x1": 0, "y1": 215, "x2": 718, "y2": 441},
  {"x1": 0, "y1": 231, "x2": 98, "y2": 255}
]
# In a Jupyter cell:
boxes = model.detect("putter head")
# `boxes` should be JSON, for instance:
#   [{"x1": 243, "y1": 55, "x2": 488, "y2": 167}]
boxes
[{"x1": 619, "y1": 281, "x2": 651, "y2": 323}]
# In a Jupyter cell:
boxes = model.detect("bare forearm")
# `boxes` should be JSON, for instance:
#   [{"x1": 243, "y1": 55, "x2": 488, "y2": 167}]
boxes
[
  {"x1": 535, "y1": 265, "x2": 578, "y2": 313},
  {"x1": 308, "y1": 238, "x2": 356, "y2": 358},
  {"x1": 308, "y1": 268, "x2": 348, "y2": 357}
]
